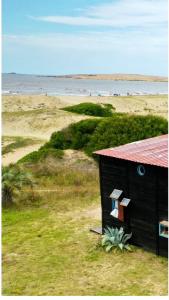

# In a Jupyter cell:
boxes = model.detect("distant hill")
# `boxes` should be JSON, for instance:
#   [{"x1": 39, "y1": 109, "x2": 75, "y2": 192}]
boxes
[{"x1": 55, "y1": 73, "x2": 168, "y2": 82}]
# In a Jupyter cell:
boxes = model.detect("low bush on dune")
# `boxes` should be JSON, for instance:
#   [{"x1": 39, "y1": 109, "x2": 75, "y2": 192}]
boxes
[
  {"x1": 45, "y1": 119, "x2": 101, "y2": 150},
  {"x1": 20, "y1": 113, "x2": 168, "y2": 163},
  {"x1": 85, "y1": 114, "x2": 168, "y2": 156},
  {"x1": 19, "y1": 148, "x2": 64, "y2": 164},
  {"x1": 62, "y1": 102, "x2": 115, "y2": 117},
  {"x1": 44, "y1": 114, "x2": 168, "y2": 156}
]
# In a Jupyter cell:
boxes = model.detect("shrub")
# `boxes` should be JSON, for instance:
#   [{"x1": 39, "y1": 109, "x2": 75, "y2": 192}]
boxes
[
  {"x1": 101, "y1": 227, "x2": 132, "y2": 252},
  {"x1": 2, "y1": 164, "x2": 34, "y2": 206},
  {"x1": 19, "y1": 113, "x2": 168, "y2": 163},
  {"x1": 62, "y1": 102, "x2": 115, "y2": 117},
  {"x1": 86, "y1": 114, "x2": 168, "y2": 156},
  {"x1": 48, "y1": 119, "x2": 101, "y2": 150},
  {"x1": 42, "y1": 114, "x2": 168, "y2": 157},
  {"x1": 19, "y1": 148, "x2": 64, "y2": 164}
]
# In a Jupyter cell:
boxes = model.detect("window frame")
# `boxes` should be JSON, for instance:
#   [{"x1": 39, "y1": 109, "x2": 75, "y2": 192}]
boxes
[{"x1": 159, "y1": 221, "x2": 168, "y2": 238}]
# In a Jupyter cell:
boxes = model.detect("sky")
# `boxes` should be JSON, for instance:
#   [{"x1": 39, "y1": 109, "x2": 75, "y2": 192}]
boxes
[{"x1": 2, "y1": 0, "x2": 168, "y2": 76}]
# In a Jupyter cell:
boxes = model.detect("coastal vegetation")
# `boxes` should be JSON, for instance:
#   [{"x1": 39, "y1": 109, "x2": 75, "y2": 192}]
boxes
[
  {"x1": 20, "y1": 113, "x2": 168, "y2": 163},
  {"x1": 2, "y1": 164, "x2": 33, "y2": 206},
  {"x1": 19, "y1": 148, "x2": 64, "y2": 164},
  {"x1": 2, "y1": 136, "x2": 42, "y2": 155},
  {"x1": 62, "y1": 102, "x2": 115, "y2": 117}
]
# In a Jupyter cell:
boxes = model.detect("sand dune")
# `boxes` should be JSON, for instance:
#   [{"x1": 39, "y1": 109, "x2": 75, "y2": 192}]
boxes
[
  {"x1": 55, "y1": 74, "x2": 168, "y2": 82},
  {"x1": 2, "y1": 94, "x2": 168, "y2": 165},
  {"x1": 2, "y1": 143, "x2": 43, "y2": 166}
]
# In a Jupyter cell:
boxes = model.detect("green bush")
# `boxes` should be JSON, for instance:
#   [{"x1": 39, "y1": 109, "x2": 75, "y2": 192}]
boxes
[
  {"x1": 19, "y1": 113, "x2": 168, "y2": 163},
  {"x1": 62, "y1": 102, "x2": 115, "y2": 117},
  {"x1": 47, "y1": 119, "x2": 101, "y2": 150},
  {"x1": 85, "y1": 114, "x2": 168, "y2": 156},
  {"x1": 42, "y1": 113, "x2": 167, "y2": 157}
]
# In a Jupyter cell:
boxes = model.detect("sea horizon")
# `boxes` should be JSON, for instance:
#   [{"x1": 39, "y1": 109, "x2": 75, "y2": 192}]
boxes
[{"x1": 2, "y1": 73, "x2": 168, "y2": 97}]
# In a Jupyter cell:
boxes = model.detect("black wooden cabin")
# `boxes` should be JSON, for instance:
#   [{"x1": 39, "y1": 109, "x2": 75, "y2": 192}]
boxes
[{"x1": 95, "y1": 134, "x2": 168, "y2": 257}]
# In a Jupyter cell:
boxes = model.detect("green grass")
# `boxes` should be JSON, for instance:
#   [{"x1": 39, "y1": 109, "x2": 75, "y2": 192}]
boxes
[
  {"x1": 62, "y1": 102, "x2": 115, "y2": 117},
  {"x1": 2, "y1": 136, "x2": 43, "y2": 155},
  {"x1": 2, "y1": 161, "x2": 168, "y2": 296}
]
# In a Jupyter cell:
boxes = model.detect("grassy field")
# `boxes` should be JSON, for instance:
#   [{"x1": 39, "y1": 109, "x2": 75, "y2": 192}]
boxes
[{"x1": 2, "y1": 156, "x2": 168, "y2": 296}]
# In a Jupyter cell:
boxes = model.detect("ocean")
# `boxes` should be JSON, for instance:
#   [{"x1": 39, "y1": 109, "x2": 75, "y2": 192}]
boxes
[{"x1": 2, "y1": 73, "x2": 168, "y2": 96}]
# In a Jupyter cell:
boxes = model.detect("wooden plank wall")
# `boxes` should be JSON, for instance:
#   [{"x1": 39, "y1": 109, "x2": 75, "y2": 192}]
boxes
[
  {"x1": 99, "y1": 156, "x2": 130, "y2": 232},
  {"x1": 99, "y1": 156, "x2": 168, "y2": 256},
  {"x1": 128, "y1": 163, "x2": 157, "y2": 253},
  {"x1": 158, "y1": 168, "x2": 168, "y2": 257}
]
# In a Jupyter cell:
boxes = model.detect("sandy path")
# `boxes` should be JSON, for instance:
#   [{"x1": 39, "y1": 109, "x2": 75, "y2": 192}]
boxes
[{"x1": 2, "y1": 143, "x2": 43, "y2": 166}]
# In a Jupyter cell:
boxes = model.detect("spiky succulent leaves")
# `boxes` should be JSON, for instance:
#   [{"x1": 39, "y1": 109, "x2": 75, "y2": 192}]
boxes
[
  {"x1": 101, "y1": 226, "x2": 132, "y2": 252},
  {"x1": 105, "y1": 244, "x2": 114, "y2": 252},
  {"x1": 124, "y1": 244, "x2": 132, "y2": 251},
  {"x1": 101, "y1": 235, "x2": 111, "y2": 247},
  {"x1": 121, "y1": 232, "x2": 132, "y2": 244},
  {"x1": 104, "y1": 227, "x2": 115, "y2": 237},
  {"x1": 118, "y1": 243, "x2": 124, "y2": 250}
]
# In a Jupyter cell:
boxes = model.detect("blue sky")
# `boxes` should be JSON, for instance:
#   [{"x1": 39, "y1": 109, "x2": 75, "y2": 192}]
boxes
[{"x1": 3, "y1": 0, "x2": 168, "y2": 75}]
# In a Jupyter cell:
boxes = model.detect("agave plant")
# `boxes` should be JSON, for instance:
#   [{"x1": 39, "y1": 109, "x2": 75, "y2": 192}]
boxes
[{"x1": 101, "y1": 226, "x2": 132, "y2": 252}]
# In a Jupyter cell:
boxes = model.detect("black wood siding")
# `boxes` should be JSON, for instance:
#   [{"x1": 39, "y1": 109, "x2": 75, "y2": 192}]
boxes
[
  {"x1": 128, "y1": 163, "x2": 157, "y2": 253},
  {"x1": 99, "y1": 156, "x2": 168, "y2": 256},
  {"x1": 99, "y1": 157, "x2": 129, "y2": 232},
  {"x1": 157, "y1": 168, "x2": 168, "y2": 257}
]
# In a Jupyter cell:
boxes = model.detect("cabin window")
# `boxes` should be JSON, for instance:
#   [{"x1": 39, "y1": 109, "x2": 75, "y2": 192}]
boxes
[
  {"x1": 137, "y1": 165, "x2": 145, "y2": 176},
  {"x1": 159, "y1": 221, "x2": 168, "y2": 238}
]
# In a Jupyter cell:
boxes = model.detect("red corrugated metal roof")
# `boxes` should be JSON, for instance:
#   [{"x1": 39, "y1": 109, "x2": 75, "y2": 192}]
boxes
[{"x1": 94, "y1": 134, "x2": 168, "y2": 168}]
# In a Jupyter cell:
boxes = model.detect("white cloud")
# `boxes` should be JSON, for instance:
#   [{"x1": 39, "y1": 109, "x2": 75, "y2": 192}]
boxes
[
  {"x1": 24, "y1": 0, "x2": 167, "y2": 62},
  {"x1": 3, "y1": 27, "x2": 167, "y2": 53},
  {"x1": 31, "y1": 0, "x2": 167, "y2": 28},
  {"x1": 3, "y1": 29, "x2": 167, "y2": 75}
]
